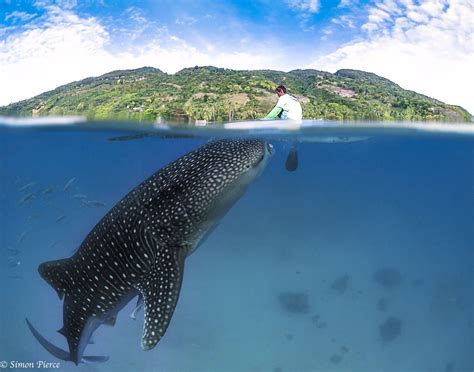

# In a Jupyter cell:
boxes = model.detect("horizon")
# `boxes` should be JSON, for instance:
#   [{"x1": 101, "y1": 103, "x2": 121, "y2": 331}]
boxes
[{"x1": 1, "y1": 0, "x2": 473, "y2": 114}]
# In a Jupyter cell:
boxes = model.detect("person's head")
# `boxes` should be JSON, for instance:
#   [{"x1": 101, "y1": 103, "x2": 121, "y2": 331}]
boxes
[{"x1": 275, "y1": 85, "x2": 286, "y2": 97}]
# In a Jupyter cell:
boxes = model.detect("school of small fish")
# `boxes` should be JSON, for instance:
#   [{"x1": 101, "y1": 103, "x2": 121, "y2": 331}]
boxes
[{"x1": 6, "y1": 176, "x2": 107, "y2": 280}]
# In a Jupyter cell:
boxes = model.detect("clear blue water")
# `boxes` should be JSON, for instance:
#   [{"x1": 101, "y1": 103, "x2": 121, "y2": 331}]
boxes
[{"x1": 1, "y1": 120, "x2": 473, "y2": 372}]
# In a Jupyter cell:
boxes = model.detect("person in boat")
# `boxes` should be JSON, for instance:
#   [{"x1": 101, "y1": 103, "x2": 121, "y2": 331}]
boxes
[
  {"x1": 264, "y1": 85, "x2": 302, "y2": 120},
  {"x1": 263, "y1": 85, "x2": 302, "y2": 172}
]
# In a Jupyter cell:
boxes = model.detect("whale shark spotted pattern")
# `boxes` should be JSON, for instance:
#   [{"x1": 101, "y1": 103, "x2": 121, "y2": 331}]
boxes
[{"x1": 27, "y1": 139, "x2": 273, "y2": 364}]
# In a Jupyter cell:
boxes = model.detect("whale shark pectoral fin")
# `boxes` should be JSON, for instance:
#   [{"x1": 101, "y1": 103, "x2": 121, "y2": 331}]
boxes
[
  {"x1": 135, "y1": 248, "x2": 186, "y2": 351},
  {"x1": 26, "y1": 319, "x2": 109, "y2": 365}
]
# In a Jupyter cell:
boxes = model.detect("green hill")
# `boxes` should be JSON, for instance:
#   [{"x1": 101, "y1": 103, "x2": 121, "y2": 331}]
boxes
[{"x1": 0, "y1": 66, "x2": 470, "y2": 122}]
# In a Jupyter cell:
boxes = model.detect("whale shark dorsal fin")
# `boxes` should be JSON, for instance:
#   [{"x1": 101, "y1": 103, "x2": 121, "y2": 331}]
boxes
[
  {"x1": 38, "y1": 259, "x2": 72, "y2": 300},
  {"x1": 135, "y1": 248, "x2": 186, "y2": 351}
]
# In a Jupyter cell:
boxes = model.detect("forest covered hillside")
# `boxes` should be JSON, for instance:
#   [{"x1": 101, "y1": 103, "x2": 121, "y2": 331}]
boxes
[{"x1": 0, "y1": 66, "x2": 470, "y2": 122}]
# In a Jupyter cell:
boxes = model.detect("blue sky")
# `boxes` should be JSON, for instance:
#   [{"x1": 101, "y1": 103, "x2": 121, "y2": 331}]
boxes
[{"x1": 1, "y1": 0, "x2": 473, "y2": 113}]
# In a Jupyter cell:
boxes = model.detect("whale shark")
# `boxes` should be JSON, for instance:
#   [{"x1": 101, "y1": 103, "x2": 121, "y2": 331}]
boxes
[{"x1": 27, "y1": 139, "x2": 273, "y2": 364}]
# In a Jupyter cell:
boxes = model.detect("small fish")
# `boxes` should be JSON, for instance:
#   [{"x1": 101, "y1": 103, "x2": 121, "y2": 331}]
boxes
[
  {"x1": 55, "y1": 215, "x2": 67, "y2": 223},
  {"x1": 17, "y1": 231, "x2": 27, "y2": 245},
  {"x1": 79, "y1": 200, "x2": 89, "y2": 208},
  {"x1": 8, "y1": 260, "x2": 21, "y2": 268},
  {"x1": 7, "y1": 246, "x2": 20, "y2": 255},
  {"x1": 14, "y1": 176, "x2": 22, "y2": 184},
  {"x1": 72, "y1": 194, "x2": 88, "y2": 200},
  {"x1": 8, "y1": 275, "x2": 22, "y2": 279},
  {"x1": 80, "y1": 200, "x2": 106, "y2": 208},
  {"x1": 50, "y1": 240, "x2": 62, "y2": 249},
  {"x1": 108, "y1": 133, "x2": 153, "y2": 142},
  {"x1": 42, "y1": 186, "x2": 55, "y2": 195},
  {"x1": 27, "y1": 214, "x2": 40, "y2": 223},
  {"x1": 18, "y1": 192, "x2": 36, "y2": 205},
  {"x1": 18, "y1": 182, "x2": 37, "y2": 192},
  {"x1": 108, "y1": 133, "x2": 193, "y2": 142},
  {"x1": 129, "y1": 296, "x2": 144, "y2": 320},
  {"x1": 87, "y1": 200, "x2": 106, "y2": 207},
  {"x1": 63, "y1": 178, "x2": 76, "y2": 192}
]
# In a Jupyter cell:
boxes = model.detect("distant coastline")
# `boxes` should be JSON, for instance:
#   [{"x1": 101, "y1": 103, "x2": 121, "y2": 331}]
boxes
[{"x1": 0, "y1": 66, "x2": 471, "y2": 123}]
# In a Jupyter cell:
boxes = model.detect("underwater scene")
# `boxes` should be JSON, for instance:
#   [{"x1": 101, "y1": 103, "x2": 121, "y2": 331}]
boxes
[{"x1": 1, "y1": 119, "x2": 473, "y2": 372}]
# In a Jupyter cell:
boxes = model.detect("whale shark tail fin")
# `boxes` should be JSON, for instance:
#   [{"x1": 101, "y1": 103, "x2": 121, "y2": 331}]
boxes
[
  {"x1": 38, "y1": 259, "x2": 72, "y2": 300},
  {"x1": 25, "y1": 318, "x2": 109, "y2": 365}
]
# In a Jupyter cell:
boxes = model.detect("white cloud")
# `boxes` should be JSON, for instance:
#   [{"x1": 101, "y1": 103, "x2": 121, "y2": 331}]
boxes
[
  {"x1": 4, "y1": 11, "x2": 37, "y2": 23},
  {"x1": 56, "y1": 0, "x2": 77, "y2": 9},
  {"x1": 338, "y1": 0, "x2": 358, "y2": 8},
  {"x1": 0, "y1": 6, "x2": 282, "y2": 107},
  {"x1": 419, "y1": 0, "x2": 446, "y2": 16},
  {"x1": 175, "y1": 16, "x2": 197, "y2": 26},
  {"x1": 286, "y1": 0, "x2": 320, "y2": 14},
  {"x1": 367, "y1": 8, "x2": 391, "y2": 25},
  {"x1": 376, "y1": 0, "x2": 402, "y2": 14},
  {"x1": 310, "y1": 0, "x2": 474, "y2": 114},
  {"x1": 125, "y1": 6, "x2": 147, "y2": 24},
  {"x1": 33, "y1": 0, "x2": 77, "y2": 9},
  {"x1": 331, "y1": 15, "x2": 356, "y2": 28},
  {"x1": 406, "y1": 10, "x2": 429, "y2": 23}
]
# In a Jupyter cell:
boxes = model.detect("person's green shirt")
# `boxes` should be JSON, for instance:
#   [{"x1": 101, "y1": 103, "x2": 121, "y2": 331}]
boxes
[
  {"x1": 264, "y1": 93, "x2": 302, "y2": 120},
  {"x1": 264, "y1": 106, "x2": 283, "y2": 119}
]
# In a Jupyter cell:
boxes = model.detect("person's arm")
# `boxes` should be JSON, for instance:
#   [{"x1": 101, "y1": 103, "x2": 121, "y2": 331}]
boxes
[{"x1": 263, "y1": 106, "x2": 283, "y2": 119}]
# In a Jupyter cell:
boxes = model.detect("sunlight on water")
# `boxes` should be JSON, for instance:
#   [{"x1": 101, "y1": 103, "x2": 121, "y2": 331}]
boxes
[{"x1": 1, "y1": 118, "x2": 473, "y2": 372}]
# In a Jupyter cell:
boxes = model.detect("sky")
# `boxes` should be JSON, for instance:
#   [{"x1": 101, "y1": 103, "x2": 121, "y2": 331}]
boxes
[{"x1": 0, "y1": 0, "x2": 473, "y2": 114}]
